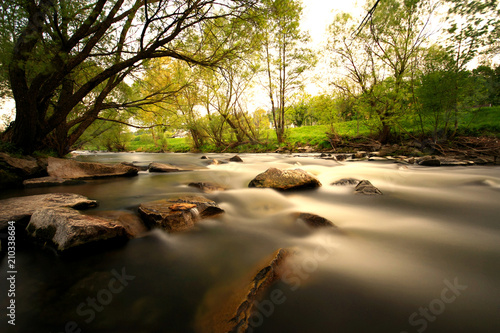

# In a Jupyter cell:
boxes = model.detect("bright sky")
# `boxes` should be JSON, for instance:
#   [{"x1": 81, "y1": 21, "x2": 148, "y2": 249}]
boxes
[{"x1": 301, "y1": 0, "x2": 363, "y2": 47}]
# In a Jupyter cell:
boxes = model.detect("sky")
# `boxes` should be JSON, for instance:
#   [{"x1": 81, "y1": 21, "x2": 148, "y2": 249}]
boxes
[
  {"x1": 0, "y1": 1, "x2": 364, "y2": 126},
  {"x1": 301, "y1": 0, "x2": 363, "y2": 47}
]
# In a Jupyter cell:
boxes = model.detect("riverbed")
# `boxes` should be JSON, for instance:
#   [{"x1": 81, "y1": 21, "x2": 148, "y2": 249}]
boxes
[{"x1": 1, "y1": 152, "x2": 499, "y2": 333}]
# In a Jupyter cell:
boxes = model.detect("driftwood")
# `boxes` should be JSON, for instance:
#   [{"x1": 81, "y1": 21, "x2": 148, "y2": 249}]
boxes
[
  {"x1": 435, "y1": 137, "x2": 500, "y2": 160},
  {"x1": 328, "y1": 135, "x2": 382, "y2": 152}
]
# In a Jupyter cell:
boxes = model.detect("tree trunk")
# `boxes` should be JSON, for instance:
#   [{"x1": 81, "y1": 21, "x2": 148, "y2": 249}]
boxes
[{"x1": 379, "y1": 122, "x2": 391, "y2": 144}]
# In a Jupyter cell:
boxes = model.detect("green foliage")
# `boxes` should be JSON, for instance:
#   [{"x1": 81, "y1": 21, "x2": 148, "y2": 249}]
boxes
[{"x1": 261, "y1": 0, "x2": 317, "y2": 143}]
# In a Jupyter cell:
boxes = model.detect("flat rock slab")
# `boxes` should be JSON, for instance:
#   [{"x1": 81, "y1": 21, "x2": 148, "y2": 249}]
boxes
[
  {"x1": 188, "y1": 182, "x2": 227, "y2": 193},
  {"x1": 23, "y1": 176, "x2": 85, "y2": 188},
  {"x1": 0, "y1": 193, "x2": 98, "y2": 230},
  {"x1": 27, "y1": 207, "x2": 128, "y2": 252},
  {"x1": 0, "y1": 152, "x2": 45, "y2": 177},
  {"x1": 248, "y1": 168, "x2": 321, "y2": 190},
  {"x1": 47, "y1": 157, "x2": 138, "y2": 179},
  {"x1": 195, "y1": 248, "x2": 292, "y2": 333},
  {"x1": 148, "y1": 162, "x2": 186, "y2": 173},
  {"x1": 355, "y1": 180, "x2": 383, "y2": 195},
  {"x1": 138, "y1": 195, "x2": 224, "y2": 233},
  {"x1": 92, "y1": 211, "x2": 148, "y2": 239}
]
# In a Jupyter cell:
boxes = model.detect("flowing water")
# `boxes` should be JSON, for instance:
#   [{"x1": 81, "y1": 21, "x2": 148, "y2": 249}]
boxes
[{"x1": 1, "y1": 152, "x2": 500, "y2": 333}]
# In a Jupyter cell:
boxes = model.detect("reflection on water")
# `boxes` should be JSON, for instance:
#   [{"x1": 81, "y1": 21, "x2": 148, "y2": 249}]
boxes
[{"x1": 1, "y1": 152, "x2": 499, "y2": 333}]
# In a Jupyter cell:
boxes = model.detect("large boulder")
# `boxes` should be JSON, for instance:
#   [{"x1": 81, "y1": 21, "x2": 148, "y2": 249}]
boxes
[
  {"x1": 26, "y1": 207, "x2": 128, "y2": 252},
  {"x1": 248, "y1": 168, "x2": 321, "y2": 190},
  {"x1": 0, "y1": 193, "x2": 98, "y2": 230},
  {"x1": 92, "y1": 211, "x2": 148, "y2": 239},
  {"x1": 195, "y1": 248, "x2": 292, "y2": 333},
  {"x1": 138, "y1": 195, "x2": 224, "y2": 233},
  {"x1": 0, "y1": 152, "x2": 45, "y2": 177},
  {"x1": 148, "y1": 162, "x2": 185, "y2": 173},
  {"x1": 0, "y1": 153, "x2": 47, "y2": 188},
  {"x1": 47, "y1": 157, "x2": 138, "y2": 179},
  {"x1": 354, "y1": 180, "x2": 383, "y2": 195}
]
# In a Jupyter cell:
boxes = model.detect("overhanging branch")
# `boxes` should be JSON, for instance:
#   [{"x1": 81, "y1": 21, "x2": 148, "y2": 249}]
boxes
[{"x1": 96, "y1": 117, "x2": 167, "y2": 129}]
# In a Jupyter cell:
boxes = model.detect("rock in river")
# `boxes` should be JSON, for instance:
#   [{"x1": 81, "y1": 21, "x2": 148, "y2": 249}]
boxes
[
  {"x1": 188, "y1": 182, "x2": 227, "y2": 193},
  {"x1": 0, "y1": 152, "x2": 47, "y2": 188},
  {"x1": 354, "y1": 180, "x2": 383, "y2": 195},
  {"x1": 229, "y1": 155, "x2": 244, "y2": 162},
  {"x1": 330, "y1": 178, "x2": 360, "y2": 186},
  {"x1": 417, "y1": 156, "x2": 441, "y2": 167},
  {"x1": 291, "y1": 212, "x2": 337, "y2": 229},
  {"x1": 148, "y1": 162, "x2": 186, "y2": 173},
  {"x1": 23, "y1": 176, "x2": 85, "y2": 188},
  {"x1": 248, "y1": 168, "x2": 321, "y2": 190},
  {"x1": 195, "y1": 248, "x2": 292, "y2": 333},
  {"x1": 47, "y1": 157, "x2": 138, "y2": 179},
  {"x1": 92, "y1": 211, "x2": 148, "y2": 239},
  {"x1": 0, "y1": 193, "x2": 98, "y2": 230},
  {"x1": 138, "y1": 195, "x2": 224, "y2": 232},
  {"x1": 27, "y1": 207, "x2": 128, "y2": 252}
]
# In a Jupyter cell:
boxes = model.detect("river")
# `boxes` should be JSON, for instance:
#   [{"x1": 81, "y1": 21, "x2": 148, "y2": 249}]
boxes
[{"x1": 1, "y1": 152, "x2": 499, "y2": 333}]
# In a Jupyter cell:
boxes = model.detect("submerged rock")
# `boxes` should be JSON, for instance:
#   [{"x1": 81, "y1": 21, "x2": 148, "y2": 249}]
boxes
[
  {"x1": 188, "y1": 182, "x2": 227, "y2": 193},
  {"x1": 121, "y1": 162, "x2": 149, "y2": 171},
  {"x1": 331, "y1": 178, "x2": 360, "y2": 186},
  {"x1": 0, "y1": 193, "x2": 98, "y2": 230},
  {"x1": 148, "y1": 162, "x2": 185, "y2": 173},
  {"x1": 203, "y1": 159, "x2": 227, "y2": 166},
  {"x1": 195, "y1": 248, "x2": 292, "y2": 333},
  {"x1": 47, "y1": 157, "x2": 138, "y2": 179},
  {"x1": 138, "y1": 195, "x2": 224, "y2": 232},
  {"x1": 248, "y1": 168, "x2": 321, "y2": 190},
  {"x1": 27, "y1": 207, "x2": 128, "y2": 252},
  {"x1": 354, "y1": 180, "x2": 383, "y2": 195}
]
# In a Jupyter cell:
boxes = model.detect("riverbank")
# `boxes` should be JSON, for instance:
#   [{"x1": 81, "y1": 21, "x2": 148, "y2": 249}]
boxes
[{"x1": 2, "y1": 135, "x2": 499, "y2": 190}]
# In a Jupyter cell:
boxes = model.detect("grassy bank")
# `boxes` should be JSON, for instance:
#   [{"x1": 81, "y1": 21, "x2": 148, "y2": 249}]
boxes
[{"x1": 80, "y1": 106, "x2": 500, "y2": 153}]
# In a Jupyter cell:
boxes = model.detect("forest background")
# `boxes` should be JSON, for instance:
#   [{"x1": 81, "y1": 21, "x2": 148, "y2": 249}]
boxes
[{"x1": 0, "y1": 0, "x2": 499, "y2": 156}]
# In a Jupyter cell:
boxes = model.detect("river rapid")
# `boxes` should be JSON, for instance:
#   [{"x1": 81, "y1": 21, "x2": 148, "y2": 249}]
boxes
[{"x1": 1, "y1": 152, "x2": 500, "y2": 333}]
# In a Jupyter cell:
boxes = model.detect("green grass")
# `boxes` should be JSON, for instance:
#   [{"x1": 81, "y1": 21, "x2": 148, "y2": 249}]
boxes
[
  {"x1": 81, "y1": 106, "x2": 500, "y2": 153},
  {"x1": 457, "y1": 106, "x2": 500, "y2": 137},
  {"x1": 125, "y1": 137, "x2": 190, "y2": 152}
]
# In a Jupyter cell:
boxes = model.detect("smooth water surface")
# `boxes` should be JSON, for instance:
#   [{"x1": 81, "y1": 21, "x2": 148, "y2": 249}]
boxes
[{"x1": 1, "y1": 152, "x2": 499, "y2": 333}]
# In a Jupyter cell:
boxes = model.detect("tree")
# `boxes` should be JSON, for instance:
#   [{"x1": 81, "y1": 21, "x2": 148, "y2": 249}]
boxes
[
  {"x1": 326, "y1": 0, "x2": 437, "y2": 142},
  {"x1": 0, "y1": 0, "x2": 260, "y2": 155},
  {"x1": 445, "y1": 0, "x2": 500, "y2": 67},
  {"x1": 261, "y1": 0, "x2": 316, "y2": 143}
]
